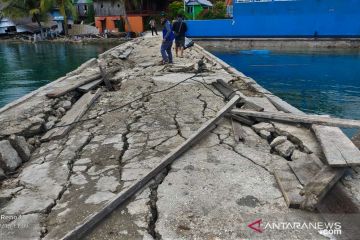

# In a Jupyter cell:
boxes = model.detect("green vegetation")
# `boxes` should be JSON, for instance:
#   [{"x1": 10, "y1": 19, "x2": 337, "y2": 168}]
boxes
[
  {"x1": 198, "y1": 1, "x2": 226, "y2": 20},
  {"x1": 169, "y1": 0, "x2": 226, "y2": 20},
  {"x1": 84, "y1": 4, "x2": 95, "y2": 25},
  {"x1": 169, "y1": 1, "x2": 185, "y2": 19}
]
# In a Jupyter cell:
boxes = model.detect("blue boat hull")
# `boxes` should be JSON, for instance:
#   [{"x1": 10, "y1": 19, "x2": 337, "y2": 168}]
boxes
[{"x1": 186, "y1": 0, "x2": 360, "y2": 38}]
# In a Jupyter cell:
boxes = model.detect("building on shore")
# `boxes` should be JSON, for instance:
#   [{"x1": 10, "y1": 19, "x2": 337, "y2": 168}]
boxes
[
  {"x1": 0, "y1": 3, "x2": 15, "y2": 34},
  {"x1": 185, "y1": 0, "x2": 213, "y2": 20},
  {"x1": 0, "y1": 17, "x2": 16, "y2": 35},
  {"x1": 94, "y1": 0, "x2": 126, "y2": 33},
  {"x1": 94, "y1": 0, "x2": 169, "y2": 34},
  {"x1": 0, "y1": 3, "x2": 59, "y2": 36},
  {"x1": 0, "y1": 16, "x2": 57, "y2": 36},
  {"x1": 50, "y1": 9, "x2": 75, "y2": 34}
]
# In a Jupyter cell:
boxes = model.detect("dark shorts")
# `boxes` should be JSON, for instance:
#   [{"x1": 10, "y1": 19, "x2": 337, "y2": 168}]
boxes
[{"x1": 175, "y1": 37, "x2": 185, "y2": 48}]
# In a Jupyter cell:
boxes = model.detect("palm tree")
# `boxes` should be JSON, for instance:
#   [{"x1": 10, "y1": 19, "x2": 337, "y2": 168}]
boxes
[{"x1": 0, "y1": 0, "x2": 51, "y2": 39}]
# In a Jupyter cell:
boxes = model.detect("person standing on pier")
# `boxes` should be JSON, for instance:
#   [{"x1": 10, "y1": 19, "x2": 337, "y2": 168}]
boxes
[
  {"x1": 172, "y1": 14, "x2": 188, "y2": 58},
  {"x1": 149, "y1": 18, "x2": 158, "y2": 36},
  {"x1": 160, "y1": 14, "x2": 175, "y2": 64}
]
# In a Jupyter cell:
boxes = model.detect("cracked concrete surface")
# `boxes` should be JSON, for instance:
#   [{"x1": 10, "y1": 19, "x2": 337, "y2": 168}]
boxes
[{"x1": 0, "y1": 34, "x2": 359, "y2": 240}]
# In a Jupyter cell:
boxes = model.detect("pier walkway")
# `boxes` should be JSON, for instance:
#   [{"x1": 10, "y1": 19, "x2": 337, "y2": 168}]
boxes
[{"x1": 0, "y1": 35, "x2": 360, "y2": 240}]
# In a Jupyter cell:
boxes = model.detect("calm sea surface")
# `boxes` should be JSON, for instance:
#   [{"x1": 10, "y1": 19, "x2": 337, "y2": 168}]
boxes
[
  {"x1": 0, "y1": 42, "x2": 117, "y2": 108},
  {"x1": 213, "y1": 49, "x2": 360, "y2": 137}
]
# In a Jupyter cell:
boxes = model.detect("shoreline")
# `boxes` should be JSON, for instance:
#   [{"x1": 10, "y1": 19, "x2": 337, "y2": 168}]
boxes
[{"x1": 0, "y1": 37, "x2": 128, "y2": 45}]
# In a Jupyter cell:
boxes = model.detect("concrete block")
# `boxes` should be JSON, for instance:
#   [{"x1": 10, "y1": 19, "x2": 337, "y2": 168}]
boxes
[{"x1": 0, "y1": 140, "x2": 22, "y2": 171}]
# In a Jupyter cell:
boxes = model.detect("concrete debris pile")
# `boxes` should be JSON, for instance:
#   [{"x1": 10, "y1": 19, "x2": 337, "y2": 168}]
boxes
[
  {"x1": 208, "y1": 69, "x2": 360, "y2": 213},
  {"x1": 0, "y1": 35, "x2": 359, "y2": 240}
]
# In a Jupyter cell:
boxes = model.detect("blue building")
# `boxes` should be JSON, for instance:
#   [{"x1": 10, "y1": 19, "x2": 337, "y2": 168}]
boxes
[{"x1": 186, "y1": 0, "x2": 360, "y2": 38}]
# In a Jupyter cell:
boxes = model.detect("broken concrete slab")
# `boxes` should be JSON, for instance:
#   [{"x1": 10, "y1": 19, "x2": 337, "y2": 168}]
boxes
[
  {"x1": 270, "y1": 136, "x2": 287, "y2": 148},
  {"x1": 9, "y1": 135, "x2": 31, "y2": 162},
  {"x1": 0, "y1": 140, "x2": 22, "y2": 171},
  {"x1": 258, "y1": 129, "x2": 271, "y2": 140},
  {"x1": 252, "y1": 122, "x2": 274, "y2": 133},
  {"x1": 2, "y1": 189, "x2": 55, "y2": 214},
  {"x1": 151, "y1": 73, "x2": 195, "y2": 84},
  {"x1": 62, "y1": 100, "x2": 72, "y2": 110},
  {"x1": 274, "y1": 140, "x2": 295, "y2": 158},
  {"x1": 272, "y1": 122, "x2": 321, "y2": 156}
]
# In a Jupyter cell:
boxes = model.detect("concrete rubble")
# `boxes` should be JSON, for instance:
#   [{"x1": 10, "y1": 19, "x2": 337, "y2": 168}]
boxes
[{"x1": 0, "y1": 34, "x2": 359, "y2": 240}]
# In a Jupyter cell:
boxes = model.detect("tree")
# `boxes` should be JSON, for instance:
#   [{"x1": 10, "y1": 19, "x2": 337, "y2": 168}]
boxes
[
  {"x1": 198, "y1": 1, "x2": 226, "y2": 20},
  {"x1": 0, "y1": 0, "x2": 51, "y2": 39},
  {"x1": 169, "y1": 1, "x2": 185, "y2": 19}
]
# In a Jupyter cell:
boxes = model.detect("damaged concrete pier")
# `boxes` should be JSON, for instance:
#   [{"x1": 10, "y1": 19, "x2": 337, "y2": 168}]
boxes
[{"x1": 1, "y1": 35, "x2": 360, "y2": 240}]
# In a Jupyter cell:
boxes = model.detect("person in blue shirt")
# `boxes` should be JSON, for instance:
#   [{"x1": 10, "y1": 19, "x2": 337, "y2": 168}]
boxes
[{"x1": 160, "y1": 14, "x2": 175, "y2": 64}]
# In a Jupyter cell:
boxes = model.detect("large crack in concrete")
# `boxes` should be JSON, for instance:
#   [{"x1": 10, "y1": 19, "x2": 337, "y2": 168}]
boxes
[
  {"x1": 147, "y1": 167, "x2": 170, "y2": 240},
  {"x1": 213, "y1": 130, "x2": 273, "y2": 174},
  {"x1": 118, "y1": 115, "x2": 142, "y2": 182},
  {"x1": 197, "y1": 93, "x2": 208, "y2": 118},
  {"x1": 41, "y1": 130, "x2": 94, "y2": 238},
  {"x1": 173, "y1": 112, "x2": 186, "y2": 140}
]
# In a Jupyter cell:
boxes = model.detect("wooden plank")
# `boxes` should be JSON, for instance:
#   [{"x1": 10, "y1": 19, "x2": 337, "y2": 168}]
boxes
[
  {"x1": 216, "y1": 79, "x2": 236, "y2": 98},
  {"x1": 244, "y1": 96, "x2": 278, "y2": 112},
  {"x1": 119, "y1": 47, "x2": 133, "y2": 59},
  {"x1": 231, "y1": 118, "x2": 245, "y2": 141},
  {"x1": 78, "y1": 79, "x2": 103, "y2": 93},
  {"x1": 41, "y1": 89, "x2": 101, "y2": 142},
  {"x1": 274, "y1": 165, "x2": 305, "y2": 208},
  {"x1": 46, "y1": 74, "x2": 101, "y2": 98},
  {"x1": 98, "y1": 60, "x2": 114, "y2": 91},
  {"x1": 313, "y1": 125, "x2": 360, "y2": 166},
  {"x1": 289, "y1": 152, "x2": 359, "y2": 213},
  {"x1": 300, "y1": 166, "x2": 347, "y2": 211},
  {"x1": 212, "y1": 82, "x2": 234, "y2": 99},
  {"x1": 231, "y1": 109, "x2": 360, "y2": 129},
  {"x1": 288, "y1": 153, "x2": 323, "y2": 185},
  {"x1": 211, "y1": 80, "x2": 264, "y2": 111},
  {"x1": 241, "y1": 101, "x2": 264, "y2": 112},
  {"x1": 60, "y1": 95, "x2": 241, "y2": 240},
  {"x1": 228, "y1": 114, "x2": 255, "y2": 126}
]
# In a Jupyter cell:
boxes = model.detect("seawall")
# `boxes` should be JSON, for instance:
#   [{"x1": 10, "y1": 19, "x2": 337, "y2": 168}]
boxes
[{"x1": 191, "y1": 38, "x2": 360, "y2": 50}]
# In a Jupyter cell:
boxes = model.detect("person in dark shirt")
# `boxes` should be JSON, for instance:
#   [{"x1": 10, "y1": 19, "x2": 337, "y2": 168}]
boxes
[
  {"x1": 172, "y1": 14, "x2": 188, "y2": 58},
  {"x1": 160, "y1": 14, "x2": 175, "y2": 64}
]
